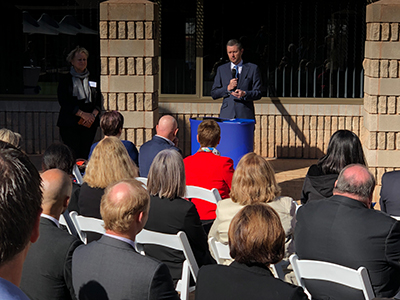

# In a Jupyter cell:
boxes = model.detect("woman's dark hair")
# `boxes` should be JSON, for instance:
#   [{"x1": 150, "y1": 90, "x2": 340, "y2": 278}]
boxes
[
  {"x1": 42, "y1": 143, "x2": 75, "y2": 175},
  {"x1": 100, "y1": 111, "x2": 124, "y2": 136},
  {"x1": 317, "y1": 130, "x2": 366, "y2": 175}
]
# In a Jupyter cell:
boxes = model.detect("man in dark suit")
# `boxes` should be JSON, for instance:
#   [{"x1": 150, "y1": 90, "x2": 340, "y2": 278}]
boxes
[
  {"x1": 295, "y1": 164, "x2": 400, "y2": 299},
  {"x1": 139, "y1": 115, "x2": 180, "y2": 177},
  {"x1": 0, "y1": 141, "x2": 42, "y2": 300},
  {"x1": 380, "y1": 170, "x2": 400, "y2": 215},
  {"x1": 21, "y1": 169, "x2": 82, "y2": 300},
  {"x1": 72, "y1": 179, "x2": 179, "y2": 300},
  {"x1": 211, "y1": 39, "x2": 262, "y2": 120}
]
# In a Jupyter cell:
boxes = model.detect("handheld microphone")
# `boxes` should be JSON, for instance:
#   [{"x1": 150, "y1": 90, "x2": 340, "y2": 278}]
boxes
[{"x1": 231, "y1": 68, "x2": 237, "y2": 79}]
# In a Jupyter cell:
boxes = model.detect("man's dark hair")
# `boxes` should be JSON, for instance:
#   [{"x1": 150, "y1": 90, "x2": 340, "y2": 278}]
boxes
[
  {"x1": 42, "y1": 143, "x2": 75, "y2": 175},
  {"x1": 100, "y1": 111, "x2": 124, "y2": 136},
  {"x1": 0, "y1": 141, "x2": 42, "y2": 265},
  {"x1": 334, "y1": 164, "x2": 375, "y2": 202}
]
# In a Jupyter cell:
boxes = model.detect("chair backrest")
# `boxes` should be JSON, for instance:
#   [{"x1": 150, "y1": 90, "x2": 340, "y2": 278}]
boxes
[
  {"x1": 208, "y1": 237, "x2": 231, "y2": 264},
  {"x1": 185, "y1": 185, "x2": 222, "y2": 204},
  {"x1": 391, "y1": 215, "x2": 400, "y2": 221},
  {"x1": 289, "y1": 254, "x2": 375, "y2": 300},
  {"x1": 135, "y1": 229, "x2": 199, "y2": 300},
  {"x1": 72, "y1": 164, "x2": 84, "y2": 185},
  {"x1": 69, "y1": 211, "x2": 105, "y2": 244},
  {"x1": 135, "y1": 177, "x2": 148, "y2": 186},
  {"x1": 59, "y1": 213, "x2": 71, "y2": 234}
]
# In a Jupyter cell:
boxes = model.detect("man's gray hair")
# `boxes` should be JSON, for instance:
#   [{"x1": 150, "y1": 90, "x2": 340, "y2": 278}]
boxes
[
  {"x1": 226, "y1": 39, "x2": 242, "y2": 50},
  {"x1": 333, "y1": 164, "x2": 375, "y2": 201}
]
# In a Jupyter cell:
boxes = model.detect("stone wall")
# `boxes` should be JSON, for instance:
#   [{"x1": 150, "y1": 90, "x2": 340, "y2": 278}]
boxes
[
  {"x1": 363, "y1": 0, "x2": 400, "y2": 190},
  {"x1": 99, "y1": 0, "x2": 159, "y2": 147}
]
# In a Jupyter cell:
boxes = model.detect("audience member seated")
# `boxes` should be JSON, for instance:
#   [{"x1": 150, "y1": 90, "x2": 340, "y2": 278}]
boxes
[
  {"x1": 0, "y1": 141, "x2": 42, "y2": 299},
  {"x1": 209, "y1": 152, "x2": 296, "y2": 266},
  {"x1": 20, "y1": 169, "x2": 83, "y2": 300},
  {"x1": 139, "y1": 115, "x2": 180, "y2": 177},
  {"x1": 78, "y1": 136, "x2": 139, "y2": 220},
  {"x1": 72, "y1": 179, "x2": 179, "y2": 299},
  {"x1": 144, "y1": 149, "x2": 215, "y2": 283},
  {"x1": 0, "y1": 128, "x2": 22, "y2": 148},
  {"x1": 88, "y1": 110, "x2": 139, "y2": 166},
  {"x1": 196, "y1": 203, "x2": 308, "y2": 300},
  {"x1": 301, "y1": 129, "x2": 366, "y2": 204},
  {"x1": 296, "y1": 164, "x2": 400, "y2": 299},
  {"x1": 184, "y1": 119, "x2": 234, "y2": 230},
  {"x1": 42, "y1": 142, "x2": 80, "y2": 213},
  {"x1": 380, "y1": 170, "x2": 400, "y2": 215}
]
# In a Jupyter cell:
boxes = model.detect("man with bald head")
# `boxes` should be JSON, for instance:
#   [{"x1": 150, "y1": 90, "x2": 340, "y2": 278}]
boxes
[
  {"x1": 21, "y1": 169, "x2": 82, "y2": 300},
  {"x1": 139, "y1": 115, "x2": 181, "y2": 177},
  {"x1": 295, "y1": 164, "x2": 400, "y2": 299},
  {"x1": 72, "y1": 179, "x2": 178, "y2": 299}
]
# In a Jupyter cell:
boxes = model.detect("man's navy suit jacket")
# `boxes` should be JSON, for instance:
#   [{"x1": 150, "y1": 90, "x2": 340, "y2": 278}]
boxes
[
  {"x1": 380, "y1": 170, "x2": 400, "y2": 215},
  {"x1": 139, "y1": 135, "x2": 180, "y2": 177},
  {"x1": 211, "y1": 61, "x2": 261, "y2": 120}
]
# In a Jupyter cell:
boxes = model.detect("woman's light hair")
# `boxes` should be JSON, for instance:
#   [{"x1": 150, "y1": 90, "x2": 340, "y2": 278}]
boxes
[
  {"x1": 229, "y1": 203, "x2": 285, "y2": 266},
  {"x1": 84, "y1": 136, "x2": 138, "y2": 189},
  {"x1": 147, "y1": 149, "x2": 186, "y2": 199},
  {"x1": 101, "y1": 179, "x2": 150, "y2": 233},
  {"x1": 66, "y1": 46, "x2": 89, "y2": 63},
  {"x1": 0, "y1": 128, "x2": 21, "y2": 148},
  {"x1": 230, "y1": 152, "x2": 280, "y2": 205}
]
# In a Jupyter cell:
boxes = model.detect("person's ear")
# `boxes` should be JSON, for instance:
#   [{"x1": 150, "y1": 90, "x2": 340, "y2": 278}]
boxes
[
  {"x1": 196, "y1": 135, "x2": 199, "y2": 143},
  {"x1": 30, "y1": 209, "x2": 42, "y2": 244},
  {"x1": 174, "y1": 127, "x2": 179, "y2": 136},
  {"x1": 334, "y1": 180, "x2": 338, "y2": 188}
]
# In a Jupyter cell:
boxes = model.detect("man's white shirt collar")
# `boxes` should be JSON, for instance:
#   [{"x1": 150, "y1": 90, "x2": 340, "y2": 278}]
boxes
[
  {"x1": 155, "y1": 135, "x2": 175, "y2": 146},
  {"x1": 104, "y1": 233, "x2": 136, "y2": 249},
  {"x1": 41, "y1": 213, "x2": 60, "y2": 228},
  {"x1": 231, "y1": 61, "x2": 243, "y2": 73}
]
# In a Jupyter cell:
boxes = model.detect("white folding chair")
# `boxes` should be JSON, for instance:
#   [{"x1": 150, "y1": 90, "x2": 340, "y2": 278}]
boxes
[
  {"x1": 185, "y1": 185, "x2": 222, "y2": 204},
  {"x1": 69, "y1": 211, "x2": 105, "y2": 244},
  {"x1": 207, "y1": 237, "x2": 285, "y2": 279},
  {"x1": 208, "y1": 237, "x2": 231, "y2": 264},
  {"x1": 391, "y1": 215, "x2": 400, "y2": 221},
  {"x1": 135, "y1": 229, "x2": 199, "y2": 300},
  {"x1": 135, "y1": 177, "x2": 148, "y2": 186},
  {"x1": 289, "y1": 254, "x2": 375, "y2": 300},
  {"x1": 72, "y1": 164, "x2": 84, "y2": 185},
  {"x1": 59, "y1": 213, "x2": 72, "y2": 234}
]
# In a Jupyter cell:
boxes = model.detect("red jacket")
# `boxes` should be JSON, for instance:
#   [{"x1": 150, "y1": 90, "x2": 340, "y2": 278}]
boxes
[{"x1": 184, "y1": 152, "x2": 234, "y2": 220}]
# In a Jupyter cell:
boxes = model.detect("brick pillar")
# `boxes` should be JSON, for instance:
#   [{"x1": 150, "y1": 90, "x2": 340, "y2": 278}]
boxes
[
  {"x1": 363, "y1": 0, "x2": 400, "y2": 203},
  {"x1": 99, "y1": 0, "x2": 159, "y2": 148}
]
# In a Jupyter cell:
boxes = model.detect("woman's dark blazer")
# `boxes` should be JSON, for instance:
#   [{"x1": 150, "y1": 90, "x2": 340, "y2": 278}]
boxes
[
  {"x1": 57, "y1": 73, "x2": 102, "y2": 128},
  {"x1": 143, "y1": 195, "x2": 214, "y2": 282},
  {"x1": 195, "y1": 261, "x2": 308, "y2": 300}
]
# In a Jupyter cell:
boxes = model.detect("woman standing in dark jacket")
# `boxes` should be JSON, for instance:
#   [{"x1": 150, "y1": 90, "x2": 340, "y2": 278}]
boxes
[
  {"x1": 57, "y1": 46, "x2": 102, "y2": 160},
  {"x1": 301, "y1": 130, "x2": 366, "y2": 204}
]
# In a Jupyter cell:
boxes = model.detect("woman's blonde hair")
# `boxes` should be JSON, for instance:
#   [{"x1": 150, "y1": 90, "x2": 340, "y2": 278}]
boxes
[
  {"x1": 0, "y1": 128, "x2": 21, "y2": 148},
  {"x1": 84, "y1": 136, "x2": 138, "y2": 189},
  {"x1": 147, "y1": 149, "x2": 186, "y2": 199},
  {"x1": 230, "y1": 152, "x2": 280, "y2": 205}
]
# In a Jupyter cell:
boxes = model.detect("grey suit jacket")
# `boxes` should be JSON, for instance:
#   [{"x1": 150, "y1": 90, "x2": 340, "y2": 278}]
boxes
[
  {"x1": 211, "y1": 61, "x2": 261, "y2": 119},
  {"x1": 72, "y1": 235, "x2": 179, "y2": 300},
  {"x1": 20, "y1": 217, "x2": 82, "y2": 300}
]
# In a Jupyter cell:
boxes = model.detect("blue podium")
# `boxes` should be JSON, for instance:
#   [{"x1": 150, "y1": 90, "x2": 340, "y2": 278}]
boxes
[{"x1": 189, "y1": 117, "x2": 255, "y2": 168}]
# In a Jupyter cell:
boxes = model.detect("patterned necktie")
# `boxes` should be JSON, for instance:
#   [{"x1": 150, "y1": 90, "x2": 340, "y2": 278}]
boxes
[{"x1": 234, "y1": 65, "x2": 239, "y2": 79}]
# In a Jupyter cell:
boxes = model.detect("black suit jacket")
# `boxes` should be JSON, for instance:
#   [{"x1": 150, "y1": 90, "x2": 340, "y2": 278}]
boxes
[
  {"x1": 138, "y1": 136, "x2": 181, "y2": 177},
  {"x1": 380, "y1": 171, "x2": 400, "y2": 215},
  {"x1": 20, "y1": 217, "x2": 83, "y2": 300},
  {"x1": 144, "y1": 195, "x2": 214, "y2": 282},
  {"x1": 72, "y1": 235, "x2": 179, "y2": 300},
  {"x1": 195, "y1": 261, "x2": 308, "y2": 300},
  {"x1": 211, "y1": 61, "x2": 262, "y2": 119},
  {"x1": 295, "y1": 195, "x2": 400, "y2": 298}
]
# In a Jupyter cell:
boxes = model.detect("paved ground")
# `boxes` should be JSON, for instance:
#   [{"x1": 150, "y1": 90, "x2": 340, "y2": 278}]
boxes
[{"x1": 267, "y1": 158, "x2": 317, "y2": 202}]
